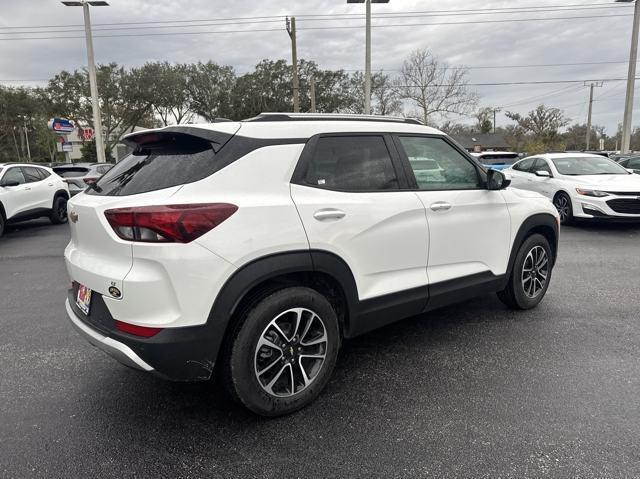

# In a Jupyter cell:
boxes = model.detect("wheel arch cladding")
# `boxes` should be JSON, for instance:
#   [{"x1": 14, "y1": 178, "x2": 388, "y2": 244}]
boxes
[
  {"x1": 54, "y1": 189, "x2": 70, "y2": 201},
  {"x1": 207, "y1": 250, "x2": 357, "y2": 367},
  {"x1": 0, "y1": 201, "x2": 6, "y2": 220},
  {"x1": 507, "y1": 213, "x2": 559, "y2": 277}
]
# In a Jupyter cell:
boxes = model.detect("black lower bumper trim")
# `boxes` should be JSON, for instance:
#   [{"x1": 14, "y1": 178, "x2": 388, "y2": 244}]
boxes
[{"x1": 67, "y1": 288, "x2": 219, "y2": 381}]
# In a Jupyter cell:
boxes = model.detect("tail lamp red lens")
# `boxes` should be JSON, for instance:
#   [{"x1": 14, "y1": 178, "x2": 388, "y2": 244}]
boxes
[
  {"x1": 115, "y1": 320, "x2": 163, "y2": 338},
  {"x1": 104, "y1": 203, "x2": 238, "y2": 243}
]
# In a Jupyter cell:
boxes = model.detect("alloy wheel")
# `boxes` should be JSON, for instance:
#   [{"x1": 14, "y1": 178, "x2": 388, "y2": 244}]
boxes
[
  {"x1": 521, "y1": 245, "x2": 549, "y2": 298},
  {"x1": 254, "y1": 308, "x2": 327, "y2": 398},
  {"x1": 554, "y1": 195, "x2": 569, "y2": 222}
]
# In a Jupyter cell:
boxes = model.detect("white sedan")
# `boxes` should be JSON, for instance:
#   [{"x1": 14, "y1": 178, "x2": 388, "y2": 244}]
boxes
[{"x1": 505, "y1": 153, "x2": 640, "y2": 224}]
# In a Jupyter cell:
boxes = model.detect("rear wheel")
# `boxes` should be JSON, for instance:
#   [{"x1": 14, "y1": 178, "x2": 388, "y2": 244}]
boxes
[
  {"x1": 0, "y1": 213, "x2": 5, "y2": 237},
  {"x1": 223, "y1": 287, "x2": 340, "y2": 417},
  {"x1": 553, "y1": 192, "x2": 573, "y2": 225},
  {"x1": 498, "y1": 233, "x2": 553, "y2": 310},
  {"x1": 50, "y1": 196, "x2": 68, "y2": 224}
]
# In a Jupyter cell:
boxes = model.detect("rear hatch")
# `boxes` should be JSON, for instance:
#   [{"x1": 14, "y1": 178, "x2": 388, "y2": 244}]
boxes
[
  {"x1": 53, "y1": 166, "x2": 90, "y2": 190},
  {"x1": 65, "y1": 124, "x2": 240, "y2": 296}
]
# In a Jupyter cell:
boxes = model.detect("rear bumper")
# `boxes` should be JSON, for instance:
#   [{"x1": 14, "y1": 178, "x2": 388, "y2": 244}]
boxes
[
  {"x1": 65, "y1": 288, "x2": 221, "y2": 381},
  {"x1": 66, "y1": 299, "x2": 154, "y2": 372}
]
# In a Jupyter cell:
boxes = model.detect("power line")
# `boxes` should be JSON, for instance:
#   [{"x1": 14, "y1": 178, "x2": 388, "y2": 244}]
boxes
[
  {"x1": 0, "y1": 2, "x2": 628, "y2": 30},
  {"x1": 395, "y1": 77, "x2": 639, "y2": 87},
  {"x1": 0, "y1": 13, "x2": 631, "y2": 41},
  {"x1": 0, "y1": 5, "x2": 630, "y2": 35}
]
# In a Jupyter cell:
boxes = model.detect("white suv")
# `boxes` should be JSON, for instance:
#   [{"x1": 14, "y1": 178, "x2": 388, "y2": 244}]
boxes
[
  {"x1": 0, "y1": 163, "x2": 70, "y2": 236},
  {"x1": 64, "y1": 114, "x2": 560, "y2": 416}
]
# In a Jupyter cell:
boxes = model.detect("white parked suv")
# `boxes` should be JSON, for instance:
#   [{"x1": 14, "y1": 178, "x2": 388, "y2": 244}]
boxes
[
  {"x1": 505, "y1": 153, "x2": 640, "y2": 224},
  {"x1": 64, "y1": 114, "x2": 560, "y2": 416},
  {"x1": 0, "y1": 163, "x2": 70, "y2": 237}
]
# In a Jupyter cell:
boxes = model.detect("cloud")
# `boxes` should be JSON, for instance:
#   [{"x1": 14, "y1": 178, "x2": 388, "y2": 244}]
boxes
[{"x1": 0, "y1": 0, "x2": 636, "y2": 133}]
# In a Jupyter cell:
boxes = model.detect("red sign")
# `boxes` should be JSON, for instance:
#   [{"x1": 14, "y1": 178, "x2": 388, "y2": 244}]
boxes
[{"x1": 81, "y1": 128, "x2": 94, "y2": 141}]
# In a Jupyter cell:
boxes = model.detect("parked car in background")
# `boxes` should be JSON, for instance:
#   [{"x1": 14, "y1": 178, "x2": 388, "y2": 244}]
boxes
[
  {"x1": 505, "y1": 153, "x2": 640, "y2": 224},
  {"x1": 615, "y1": 156, "x2": 640, "y2": 174},
  {"x1": 64, "y1": 113, "x2": 559, "y2": 416},
  {"x1": 471, "y1": 151, "x2": 520, "y2": 170},
  {"x1": 0, "y1": 163, "x2": 69, "y2": 236},
  {"x1": 53, "y1": 163, "x2": 113, "y2": 196}
]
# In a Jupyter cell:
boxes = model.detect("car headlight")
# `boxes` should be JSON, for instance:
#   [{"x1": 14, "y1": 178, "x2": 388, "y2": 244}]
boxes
[{"x1": 575, "y1": 188, "x2": 609, "y2": 197}]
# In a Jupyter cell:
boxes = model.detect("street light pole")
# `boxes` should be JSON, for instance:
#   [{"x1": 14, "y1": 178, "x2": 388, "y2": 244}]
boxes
[
  {"x1": 62, "y1": 1, "x2": 108, "y2": 163},
  {"x1": 617, "y1": 0, "x2": 640, "y2": 153},
  {"x1": 347, "y1": 0, "x2": 389, "y2": 115}
]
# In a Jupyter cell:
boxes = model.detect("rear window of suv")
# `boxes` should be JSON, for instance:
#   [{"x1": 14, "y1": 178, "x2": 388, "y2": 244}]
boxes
[
  {"x1": 87, "y1": 133, "x2": 219, "y2": 196},
  {"x1": 53, "y1": 167, "x2": 90, "y2": 178}
]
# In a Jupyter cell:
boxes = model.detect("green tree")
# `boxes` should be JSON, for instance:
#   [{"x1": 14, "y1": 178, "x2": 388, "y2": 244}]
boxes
[
  {"x1": 46, "y1": 63, "x2": 154, "y2": 156},
  {"x1": 505, "y1": 104, "x2": 569, "y2": 152}
]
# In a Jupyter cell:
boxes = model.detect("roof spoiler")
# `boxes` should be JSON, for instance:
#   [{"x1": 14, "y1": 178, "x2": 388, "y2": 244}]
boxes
[{"x1": 122, "y1": 125, "x2": 238, "y2": 153}]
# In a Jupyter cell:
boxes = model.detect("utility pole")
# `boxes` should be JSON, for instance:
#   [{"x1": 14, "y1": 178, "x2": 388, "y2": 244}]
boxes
[
  {"x1": 347, "y1": 0, "x2": 390, "y2": 114},
  {"x1": 286, "y1": 17, "x2": 300, "y2": 113},
  {"x1": 62, "y1": 1, "x2": 109, "y2": 163},
  {"x1": 23, "y1": 119, "x2": 31, "y2": 162},
  {"x1": 585, "y1": 81, "x2": 603, "y2": 150},
  {"x1": 618, "y1": 0, "x2": 640, "y2": 153},
  {"x1": 310, "y1": 76, "x2": 317, "y2": 113},
  {"x1": 492, "y1": 108, "x2": 501, "y2": 134}
]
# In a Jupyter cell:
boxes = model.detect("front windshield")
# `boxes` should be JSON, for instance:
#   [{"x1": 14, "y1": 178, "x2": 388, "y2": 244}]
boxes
[{"x1": 551, "y1": 156, "x2": 629, "y2": 176}]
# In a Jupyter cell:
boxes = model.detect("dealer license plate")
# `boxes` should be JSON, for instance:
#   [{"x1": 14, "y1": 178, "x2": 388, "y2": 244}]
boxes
[{"x1": 76, "y1": 284, "x2": 92, "y2": 315}]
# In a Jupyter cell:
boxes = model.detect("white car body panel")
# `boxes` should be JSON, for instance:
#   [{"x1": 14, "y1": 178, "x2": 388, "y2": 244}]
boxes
[
  {"x1": 414, "y1": 189, "x2": 512, "y2": 283},
  {"x1": 291, "y1": 185, "x2": 429, "y2": 300}
]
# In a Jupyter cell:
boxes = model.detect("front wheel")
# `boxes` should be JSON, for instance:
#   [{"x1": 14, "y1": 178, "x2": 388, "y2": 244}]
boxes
[
  {"x1": 553, "y1": 192, "x2": 573, "y2": 225},
  {"x1": 498, "y1": 233, "x2": 553, "y2": 310},
  {"x1": 50, "y1": 196, "x2": 68, "y2": 224},
  {"x1": 223, "y1": 287, "x2": 340, "y2": 417}
]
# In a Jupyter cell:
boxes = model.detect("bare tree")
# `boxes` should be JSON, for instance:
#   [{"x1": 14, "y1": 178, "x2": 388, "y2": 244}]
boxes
[{"x1": 399, "y1": 49, "x2": 477, "y2": 126}]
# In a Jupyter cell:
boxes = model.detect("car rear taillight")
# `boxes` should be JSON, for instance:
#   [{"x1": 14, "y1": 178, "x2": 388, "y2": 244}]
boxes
[
  {"x1": 115, "y1": 320, "x2": 163, "y2": 338},
  {"x1": 83, "y1": 177, "x2": 98, "y2": 185},
  {"x1": 104, "y1": 203, "x2": 238, "y2": 243}
]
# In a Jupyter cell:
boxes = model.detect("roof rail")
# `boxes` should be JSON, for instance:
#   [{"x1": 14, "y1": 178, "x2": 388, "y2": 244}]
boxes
[{"x1": 244, "y1": 112, "x2": 424, "y2": 126}]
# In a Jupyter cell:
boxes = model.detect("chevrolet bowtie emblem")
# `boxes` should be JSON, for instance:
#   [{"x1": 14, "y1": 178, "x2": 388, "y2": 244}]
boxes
[{"x1": 69, "y1": 211, "x2": 79, "y2": 223}]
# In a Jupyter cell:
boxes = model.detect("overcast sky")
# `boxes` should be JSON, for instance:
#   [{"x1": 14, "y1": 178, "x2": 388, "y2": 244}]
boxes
[{"x1": 0, "y1": 0, "x2": 637, "y2": 134}]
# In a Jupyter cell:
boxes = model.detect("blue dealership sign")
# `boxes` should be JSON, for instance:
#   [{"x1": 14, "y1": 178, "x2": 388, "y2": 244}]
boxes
[{"x1": 47, "y1": 117, "x2": 75, "y2": 135}]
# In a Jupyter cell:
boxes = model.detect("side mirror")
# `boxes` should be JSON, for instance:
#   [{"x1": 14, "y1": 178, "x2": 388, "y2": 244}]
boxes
[
  {"x1": 626, "y1": 168, "x2": 635, "y2": 174},
  {"x1": 0, "y1": 180, "x2": 20, "y2": 187},
  {"x1": 487, "y1": 169, "x2": 511, "y2": 190},
  {"x1": 534, "y1": 170, "x2": 551, "y2": 178}
]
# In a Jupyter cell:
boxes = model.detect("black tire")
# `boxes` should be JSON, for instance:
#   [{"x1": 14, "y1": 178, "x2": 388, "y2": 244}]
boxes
[
  {"x1": 0, "y1": 213, "x2": 4, "y2": 237},
  {"x1": 50, "y1": 196, "x2": 68, "y2": 224},
  {"x1": 553, "y1": 191, "x2": 573, "y2": 225},
  {"x1": 223, "y1": 287, "x2": 340, "y2": 417},
  {"x1": 497, "y1": 233, "x2": 553, "y2": 310}
]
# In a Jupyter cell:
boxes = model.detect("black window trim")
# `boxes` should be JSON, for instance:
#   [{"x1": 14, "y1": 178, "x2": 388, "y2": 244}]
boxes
[
  {"x1": 532, "y1": 158, "x2": 553, "y2": 176},
  {"x1": 391, "y1": 133, "x2": 488, "y2": 192},
  {"x1": 290, "y1": 132, "x2": 412, "y2": 193}
]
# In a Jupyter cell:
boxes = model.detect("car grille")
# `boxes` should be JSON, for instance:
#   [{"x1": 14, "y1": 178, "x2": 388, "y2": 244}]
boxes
[
  {"x1": 603, "y1": 191, "x2": 640, "y2": 196},
  {"x1": 606, "y1": 198, "x2": 640, "y2": 214}
]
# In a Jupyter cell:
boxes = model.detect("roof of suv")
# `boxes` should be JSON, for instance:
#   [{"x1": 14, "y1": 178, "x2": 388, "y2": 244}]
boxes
[{"x1": 123, "y1": 113, "x2": 442, "y2": 143}]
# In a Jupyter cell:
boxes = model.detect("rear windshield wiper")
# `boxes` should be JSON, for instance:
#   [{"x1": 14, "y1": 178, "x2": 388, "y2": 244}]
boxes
[{"x1": 86, "y1": 181, "x2": 103, "y2": 193}]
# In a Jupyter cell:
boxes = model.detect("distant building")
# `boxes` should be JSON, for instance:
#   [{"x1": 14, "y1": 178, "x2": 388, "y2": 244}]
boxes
[{"x1": 451, "y1": 133, "x2": 509, "y2": 153}]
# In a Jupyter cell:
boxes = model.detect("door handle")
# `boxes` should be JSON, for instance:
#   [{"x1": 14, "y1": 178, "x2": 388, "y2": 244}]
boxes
[
  {"x1": 313, "y1": 209, "x2": 346, "y2": 221},
  {"x1": 23, "y1": 187, "x2": 31, "y2": 191},
  {"x1": 430, "y1": 202, "x2": 452, "y2": 212},
  {"x1": 48, "y1": 183, "x2": 54, "y2": 186}
]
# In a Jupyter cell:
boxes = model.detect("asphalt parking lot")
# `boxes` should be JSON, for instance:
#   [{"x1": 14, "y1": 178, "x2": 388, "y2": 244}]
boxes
[{"x1": 1, "y1": 219, "x2": 640, "y2": 478}]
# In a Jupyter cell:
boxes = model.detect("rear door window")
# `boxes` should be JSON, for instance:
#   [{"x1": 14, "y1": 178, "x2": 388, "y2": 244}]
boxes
[
  {"x1": 22, "y1": 167, "x2": 44, "y2": 183},
  {"x1": 302, "y1": 136, "x2": 399, "y2": 191},
  {"x1": 36, "y1": 168, "x2": 51, "y2": 180},
  {"x1": 87, "y1": 133, "x2": 221, "y2": 196}
]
